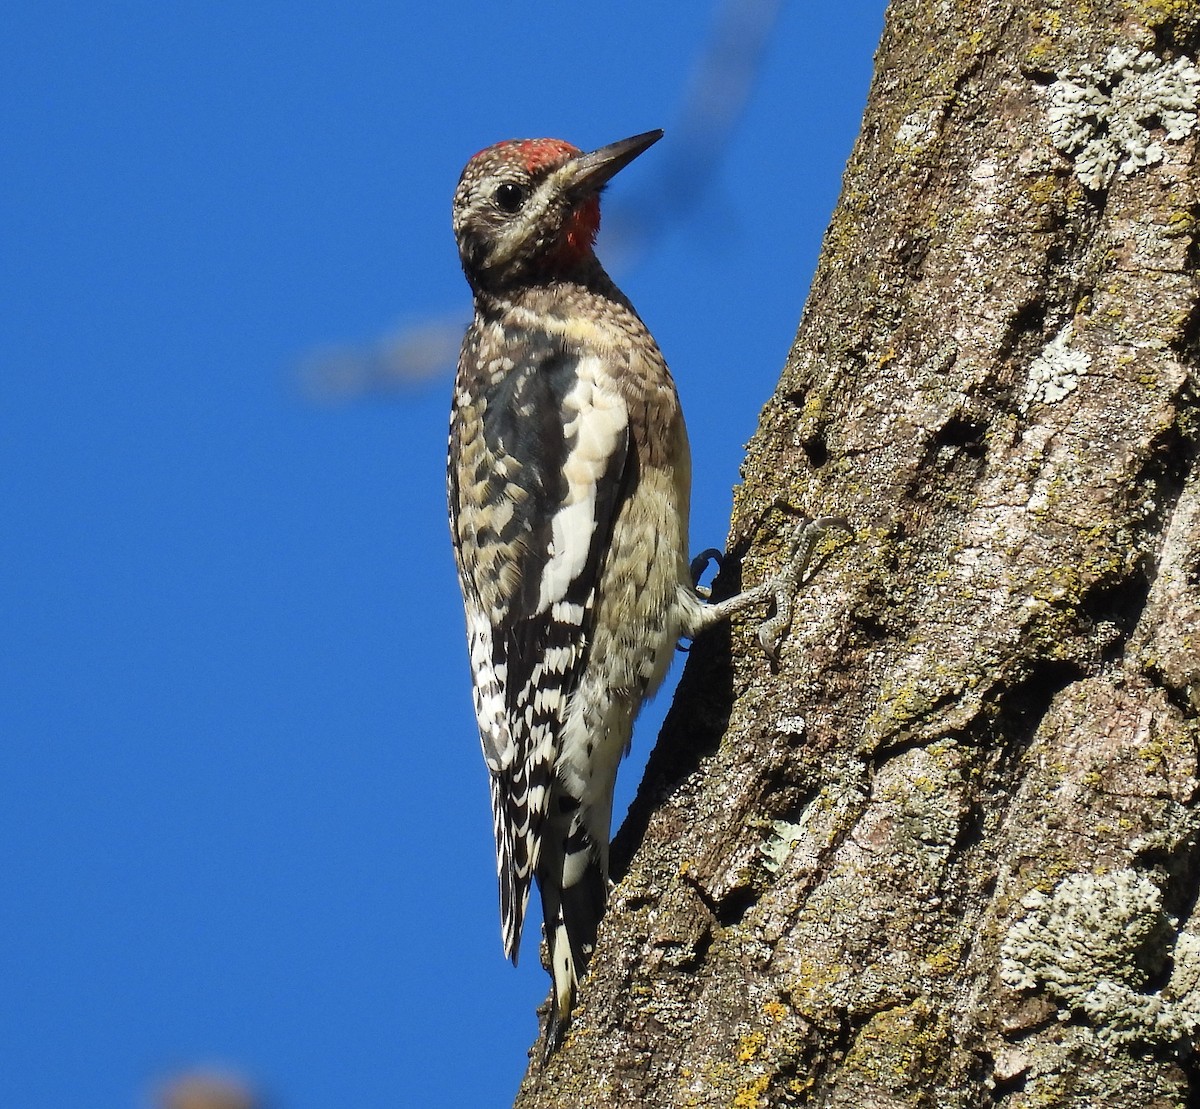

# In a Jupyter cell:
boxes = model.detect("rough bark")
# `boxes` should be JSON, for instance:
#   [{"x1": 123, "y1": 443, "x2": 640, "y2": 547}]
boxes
[{"x1": 516, "y1": 0, "x2": 1200, "y2": 1105}]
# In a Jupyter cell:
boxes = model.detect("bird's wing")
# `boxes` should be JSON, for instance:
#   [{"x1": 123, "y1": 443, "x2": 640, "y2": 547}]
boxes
[{"x1": 449, "y1": 331, "x2": 632, "y2": 960}]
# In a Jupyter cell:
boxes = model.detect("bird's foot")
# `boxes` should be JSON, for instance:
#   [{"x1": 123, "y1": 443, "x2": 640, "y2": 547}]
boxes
[
  {"x1": 754, "y1": 515, "x2": 851, "y2": 658},
  {"x1": 685, "y1": 515, "x2": 850, "y2": 652}
]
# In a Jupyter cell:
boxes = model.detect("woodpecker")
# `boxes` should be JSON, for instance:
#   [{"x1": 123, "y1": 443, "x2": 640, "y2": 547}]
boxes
[{"x1": 447, "y1": 129, "x2": 842, "y2": 1055}]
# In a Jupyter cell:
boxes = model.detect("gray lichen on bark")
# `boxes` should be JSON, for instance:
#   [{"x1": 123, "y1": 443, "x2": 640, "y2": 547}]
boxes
[
  {"x1": 999, "y1": 868, "x2": 1200, "y2": 1047},
  {"x1": 515, "y1": 1, "x2": 1200, "y2": 1105}
]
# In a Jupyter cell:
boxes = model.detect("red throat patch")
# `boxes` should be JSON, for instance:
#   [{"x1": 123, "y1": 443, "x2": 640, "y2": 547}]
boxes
[{"x1": 558, "y1": 195, "x2": 601, "y2": 264}]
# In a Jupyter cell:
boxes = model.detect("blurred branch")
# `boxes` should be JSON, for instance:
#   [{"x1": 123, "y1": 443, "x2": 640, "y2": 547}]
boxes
[
  {"x1": 297, "y1": 314, "x2": 466, "y2": 404},
  {"x1": 603, "y1": 0, "x2": 782, "y2": 259},
  {"x1": 296, "y1": 0, "x2": 782, "y2": 402}
]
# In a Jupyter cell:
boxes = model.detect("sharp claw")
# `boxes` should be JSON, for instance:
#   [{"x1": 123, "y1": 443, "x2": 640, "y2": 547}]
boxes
[
  {"x1": 690, "y1": 547, "x2": 725, "y2": 589},
  {"x1": 757, "y1": 610, "x2": 787, "y2": 659}
]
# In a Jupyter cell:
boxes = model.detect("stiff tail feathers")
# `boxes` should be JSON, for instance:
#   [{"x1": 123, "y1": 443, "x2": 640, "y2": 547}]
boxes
[{"x1": 537, "y1": 822, "x2": 607, "y2": 1060}]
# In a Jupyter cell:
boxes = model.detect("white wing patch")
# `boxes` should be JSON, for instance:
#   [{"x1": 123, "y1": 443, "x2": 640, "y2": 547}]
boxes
[{"x1": 535, "y1": 357, "x2": 629, "y2": 614}]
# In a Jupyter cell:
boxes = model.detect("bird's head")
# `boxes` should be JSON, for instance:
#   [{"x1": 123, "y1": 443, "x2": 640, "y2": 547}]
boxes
[{"x1": 452, "y1": 129, "x2": 662, "y2": 294}]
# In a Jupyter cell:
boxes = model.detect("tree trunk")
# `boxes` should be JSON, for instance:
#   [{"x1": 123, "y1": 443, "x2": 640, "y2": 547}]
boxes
[{"x1": 516, "y1": 1, "x2": 1200, "y2": 1104}]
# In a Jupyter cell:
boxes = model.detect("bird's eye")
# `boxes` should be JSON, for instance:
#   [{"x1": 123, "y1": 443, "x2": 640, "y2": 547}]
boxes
[{"x1": 494, "y1": 182, "x2": 526, "y2": 214}]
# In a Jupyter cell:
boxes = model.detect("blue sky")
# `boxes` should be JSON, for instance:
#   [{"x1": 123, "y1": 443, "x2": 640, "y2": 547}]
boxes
[{"x1": 2, "y1": 3, "x2": 885, "y2": 1106}]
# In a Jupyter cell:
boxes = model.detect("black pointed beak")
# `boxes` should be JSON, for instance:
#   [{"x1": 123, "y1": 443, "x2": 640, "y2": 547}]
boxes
[{"x1": 567, "y1": 129, "x2": 663, "y2": 193}]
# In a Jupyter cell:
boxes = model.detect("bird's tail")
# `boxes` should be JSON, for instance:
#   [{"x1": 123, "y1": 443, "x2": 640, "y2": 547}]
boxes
[
  {"x1": 536, "y1": 803, "x2": 608, "y2": 1059},
  {"x1": 490, "y1": 772, "x2": 538, "y2": 964}
]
